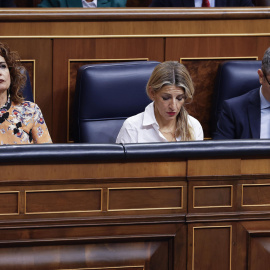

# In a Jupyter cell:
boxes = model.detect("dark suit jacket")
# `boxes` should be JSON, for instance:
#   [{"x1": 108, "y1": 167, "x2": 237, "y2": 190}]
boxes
[
  {"x1": 150, "y1": 0, "x2": 254, "y2": 7},
  {"x1": 213, "y1": 88, "x2": 261, "y2": 139},
  {"x1": 38, "y1": 0, "x2": 126, "y2": 7},
  {"x1": 0, "y1": 0, "x2": 16, "y2": 7}
]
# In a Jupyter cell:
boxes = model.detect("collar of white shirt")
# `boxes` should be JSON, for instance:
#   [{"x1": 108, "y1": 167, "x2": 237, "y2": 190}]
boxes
[
  {"x1": 142, "y1": 102, "x2": 181, "y2": 141},
  {"x1": 194, "y1": 0, "x2": 215, "y2": 7},
  {"x1": 142, "y1": 102, "x2": 159, "y2": 127},
  {"x1": 82, "y1": 0, "x2": 97, "y2": 8},
  {"x1": 260, "y1": 86, "x2": 270, "y2": 110}
]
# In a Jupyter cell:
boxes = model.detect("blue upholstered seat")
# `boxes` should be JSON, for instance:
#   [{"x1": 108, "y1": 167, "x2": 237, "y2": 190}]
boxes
[
  {"x1": 211, "y1": 60, "x2": 262, "y2": 137},
  {"x1": 73, "y1": 61, "x2": 160, "y2": 143},
  {"x1": 21, "y1": 68, "x2": 34, "y2": 102}
]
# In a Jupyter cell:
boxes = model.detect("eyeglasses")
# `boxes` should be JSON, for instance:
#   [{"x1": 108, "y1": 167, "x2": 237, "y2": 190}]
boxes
[{"x1": 263, "y1": 71, "x2": 270, "y2": 86}]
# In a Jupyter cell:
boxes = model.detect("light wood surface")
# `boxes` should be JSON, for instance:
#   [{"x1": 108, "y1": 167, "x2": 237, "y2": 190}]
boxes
[
  {"x1": 0, "y1": 161, "x2": 186, "y2": 181},
  {"x1": 188, "y1": 159, "x2": 241, "y2": 176}
]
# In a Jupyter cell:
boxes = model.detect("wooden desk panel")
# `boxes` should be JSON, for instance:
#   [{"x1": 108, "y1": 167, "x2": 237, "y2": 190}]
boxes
[
  {"x1": 0, "y1": 156, "x2": 269, "y2": 269},
  {"x1": 52, "y1": 37, "x2": 164, "y2": 142},
  {"x1": 0, "y1": 156, "x2": 187, "y2": 270},
  {"x1": 0, "y1": 8, "x2": 269, "y2": 141}
]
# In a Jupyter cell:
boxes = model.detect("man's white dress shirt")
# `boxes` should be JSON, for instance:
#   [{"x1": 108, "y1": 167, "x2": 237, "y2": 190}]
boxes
[
  {"x1": 82, "y1": 0, "x2": 97, "y2": 8},
  {"x1": 116, "y1": 102, "x2": 204, "y2": 143},
  {"x1": 195, "y1": 0, "x2": 215, "y2": 7},
  {"x1": 260, "y1": 87, "x2": 270, "y2": 139}
]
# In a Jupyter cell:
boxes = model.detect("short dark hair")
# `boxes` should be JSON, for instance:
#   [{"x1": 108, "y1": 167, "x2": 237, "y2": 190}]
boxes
[{"x1": 262, "y1": 47, "x2": 270, "y2": 75}]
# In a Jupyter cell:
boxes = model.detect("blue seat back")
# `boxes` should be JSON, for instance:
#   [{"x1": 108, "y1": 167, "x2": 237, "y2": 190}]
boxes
[
  {"x1": 211, "y1": 60, "x2": 262, "y2": 136},
  {"x1": 74, "y1": 61, "x2": 160, "y2": 143},
  {"x1": 20, "y1": 68, "x2": 34, "y2": 102}
]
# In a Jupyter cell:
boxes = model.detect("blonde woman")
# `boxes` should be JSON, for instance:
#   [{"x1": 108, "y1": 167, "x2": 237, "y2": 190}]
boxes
[{"x1": 116, "y1": 61, "x2": 203, "y2": 143}]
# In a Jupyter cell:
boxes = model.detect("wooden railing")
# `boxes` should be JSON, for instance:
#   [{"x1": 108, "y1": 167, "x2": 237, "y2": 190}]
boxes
[{"x1": 0, "y1": 141, "x2": 269, "y2": 269}]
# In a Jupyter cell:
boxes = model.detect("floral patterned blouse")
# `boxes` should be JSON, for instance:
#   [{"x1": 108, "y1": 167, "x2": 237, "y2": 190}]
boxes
[{"x1": 0, "y1": 95, "x2": 52, "y2": 145}]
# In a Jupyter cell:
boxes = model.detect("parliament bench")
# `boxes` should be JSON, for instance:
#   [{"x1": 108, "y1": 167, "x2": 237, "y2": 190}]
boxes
[{"x1": 0, "y1": 140, "x2": 270, "y2": 269}]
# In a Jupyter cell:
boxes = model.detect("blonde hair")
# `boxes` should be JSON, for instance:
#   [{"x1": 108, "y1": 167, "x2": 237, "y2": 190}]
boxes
[{"x1": 146, "y1": 61, "x2": 195, "y2": 141}]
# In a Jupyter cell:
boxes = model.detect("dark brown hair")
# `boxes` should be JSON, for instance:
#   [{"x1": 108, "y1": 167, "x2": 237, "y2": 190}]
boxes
[{"x1": 0, "y1": 42, "x2": 26, "y2": 104}]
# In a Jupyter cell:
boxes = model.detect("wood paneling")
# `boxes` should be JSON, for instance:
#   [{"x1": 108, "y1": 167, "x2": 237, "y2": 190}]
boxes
[
  {"x1": 181, "y1": 57, "x2": 257, "y2": 137},
  {"x1": 187, "y1": 159, "x2": 241, "y2": 176},
  {"x1": 53, "y1": 38, "x2": 164, "y2": 142},
  {"x1": 166, "y1": 36, "x2": 270, "y2": 138},
  {"x1": 0, "y1": 161, "x2": 186, "y2": 181},
  {"x1": 238, "y1": 221, "x2": 270, "y2": 270},
  {"x1": 1, "y1": 9, "x2": 270, "y2": 36},
  {"x1": 1, "y1": 19, "x2": 269, "y2": 37},
  {"x1": 0, "y1": 192, "x2": 18, "y2": 215},
  {"x1": 108, "y1": 186, "x2": 183, "y2": 211},
  {"x1": 3, "y1": 10, "x2": 270, "y2": 270},
  {"x1": 249, "y1": 236, "x2": 270, "y2": 270},
  {"x1": 187, "y1": 180, "x2": 238, "y2": 217},
  {"x1": 242, "y1": 184, "x2": 270, "y2": 207},
  {"x1": 241, "y1": 159, "x2": 270, "y2": 174},
  {"x1": 25, "y1": 189, "x2": 102, "y2": 214},
  {"x1": 193, "y1": 186, "x2": 232, "y2": 208},
  {"x1": 166, "y1": 37, "x2": 268, "y2": 60},
  {"x1": 0, "y1": 39, "x2": 53, "y2": 134},
  {"x1": 190, "y1": 225, "x2": 232, "y2": 270},
  {"x1": 1, "y1": 9, "x2": 269, "y2": 141},
  {"x1": 0, "y1": 241, "x2": 169, "y2": 270},
  {"x1": 0, "y1": 153, "x2": 270, "y2": 269}
]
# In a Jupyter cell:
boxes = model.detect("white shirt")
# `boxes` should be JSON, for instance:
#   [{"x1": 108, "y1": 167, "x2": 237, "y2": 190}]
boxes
[
  {"x1": 82, "y1": 0, "x2": 97, "y2": 8},
  {"x1": 116, "y1": 102, "x2": 204, "y2": 143},
  {"x1": 260, "y1": 86, "x2": 270, "y2": 139},
  {"x1": 195, "y1": 0, "x2": 215, "y2": 7}
]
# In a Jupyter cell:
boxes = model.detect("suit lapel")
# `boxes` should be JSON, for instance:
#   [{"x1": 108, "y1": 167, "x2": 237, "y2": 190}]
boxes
[
  {"x1": 97, "y1": 0, "x2": 111, "y2": 7},
  {"x1": 68, "y1": 0, "x2": 112, "y2": 7},
  {"x1": 182, "y1": 0, "x2": 195, "y2": 7},
  {"x1": 247, "y1": 89, "x2": 261, "y2": 139},
  {"x1": 67, "y1": 0, "x2": 83, "y2": 7},
  {"x1": 215, "y1": 0, "x2": 227, "y2": 7}
]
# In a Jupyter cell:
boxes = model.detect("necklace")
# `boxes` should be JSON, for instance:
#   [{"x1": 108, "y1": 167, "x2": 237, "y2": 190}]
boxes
[
  {"x1": 159, "y1": 129, "x2": 176, "y2": 141},
  {"x1": 0, "y1": 92, "x2": 11, "y2": 124},
  {"x1": 160, "y1": 129, "x2": 175, "y2": 134}
]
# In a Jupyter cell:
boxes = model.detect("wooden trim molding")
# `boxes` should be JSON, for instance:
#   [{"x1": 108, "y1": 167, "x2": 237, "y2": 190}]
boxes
[{"x1": 0, "y1": 7, "x2": 269, "y2": 22}]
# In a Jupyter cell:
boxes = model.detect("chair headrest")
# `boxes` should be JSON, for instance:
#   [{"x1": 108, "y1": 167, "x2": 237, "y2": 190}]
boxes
[
  {"x1": 76, "y1": 61, "x2": 160, "y2": 120},
  {"x1": 74, "y1": 61, "x2": 160, "y2": 143},
  {"x1": 211, "y1": 60, "x2": 261, "y2": 135},
  {"x1": 20, "y1": 67, "x2": 34, "y2": 102}
]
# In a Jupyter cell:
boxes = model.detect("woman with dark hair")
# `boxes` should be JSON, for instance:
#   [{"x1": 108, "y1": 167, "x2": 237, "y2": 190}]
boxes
[
  {"x1": 0, "y1": 42, "x2": 52, "y2": 145},
  {"x1": 116, "y1": 61, "x2": 203, "y2": 143}
]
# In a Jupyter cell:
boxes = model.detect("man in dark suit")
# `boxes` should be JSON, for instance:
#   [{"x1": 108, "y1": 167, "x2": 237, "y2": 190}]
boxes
[
  {"x1": 213, "y1": 47, "x2": 270, "y2": 139},
  {"x1": 149, "y1": 0, "x2": 253, "y2": 7},
  {"x1": 0, "y1": 0, "x2": 16, "y2": 7},
  {"x1": 38, "y1": 0, "x2": 126, "y2": 7}
]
